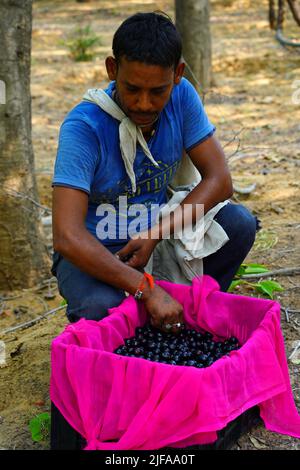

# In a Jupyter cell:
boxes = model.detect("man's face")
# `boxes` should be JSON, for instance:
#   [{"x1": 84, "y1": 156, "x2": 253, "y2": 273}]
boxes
[{"x1": 106, "y1": 57, "x2": 184, "y2": 127}]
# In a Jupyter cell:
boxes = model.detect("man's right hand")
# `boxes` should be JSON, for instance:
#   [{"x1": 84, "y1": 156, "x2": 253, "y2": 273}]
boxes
[
  {"x1": 53, "y1": 187, "x2": 184, "y2": 332},
  {"x1": 142, "y1": 284, "x2": 184, "y2": 333}
]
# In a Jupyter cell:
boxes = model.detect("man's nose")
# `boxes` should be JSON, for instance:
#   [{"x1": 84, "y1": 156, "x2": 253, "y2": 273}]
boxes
[{"x1": 136, "y1": 92, "x2": 153, "y2": 112}]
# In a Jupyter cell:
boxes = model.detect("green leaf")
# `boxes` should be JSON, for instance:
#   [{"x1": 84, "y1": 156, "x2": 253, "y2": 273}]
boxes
[
  {"x1": 254, "y1": 280, "x2": 284, "y2": 299},
  {"x1": 235, "y1": 265, "x2": 247, "y2": 277},
  {"x1": 60, "y1": 298, "x2": 67, "y2": 306},
  {"x1": 29, "y1": 413, "x2": 51, "y2": 442},
  {"x1": 227, "y1": 279, "x2": 246, "y2": 292},
  {"x1": 29, "y1": 419, "x2": 43, "y2": 442},
  {"x1": 243, "y1": 264, "x2": 270, "y2": 275},
  {"x1": 62, "y1": 24, "x2": 101, "y2": 62}
]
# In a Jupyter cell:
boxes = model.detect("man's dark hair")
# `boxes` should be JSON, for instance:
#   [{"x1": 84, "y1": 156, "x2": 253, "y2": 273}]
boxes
[{"x1": 112, "y1": 12, "x2": 182, "y2": 69}]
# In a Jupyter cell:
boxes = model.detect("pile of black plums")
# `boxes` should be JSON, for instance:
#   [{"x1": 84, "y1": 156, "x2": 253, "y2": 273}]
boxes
[{"x1": 114, "y1": 324, "x2": 240, "y2": 368}]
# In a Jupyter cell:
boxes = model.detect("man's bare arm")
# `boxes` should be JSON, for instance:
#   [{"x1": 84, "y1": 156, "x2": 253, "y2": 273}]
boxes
[
  {"x1": 149, "y1": 134, "x2": 233, "y2": 239},
  {"x1": 186, "y1": 133, "x2": 233, "y2": 210},
  {"x1": 52, "y1": 186, "x2": 145, "y2": 295},
  {"x1": 52, "y1": 186, "x2": 183, "y2": 328}
]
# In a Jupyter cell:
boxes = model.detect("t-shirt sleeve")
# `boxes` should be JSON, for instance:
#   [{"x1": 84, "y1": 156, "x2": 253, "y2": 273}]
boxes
[
  {"x1": 52, "y1": 119, "x2": 100, "y2": 195},
  {"x1": 181, "y1": 79, "x2": 216, "y2": 152}
]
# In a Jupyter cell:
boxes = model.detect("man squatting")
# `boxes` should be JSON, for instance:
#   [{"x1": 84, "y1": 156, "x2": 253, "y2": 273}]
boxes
[{"x1": 51, "y1": 12, "x2": 257, "y2": 332}]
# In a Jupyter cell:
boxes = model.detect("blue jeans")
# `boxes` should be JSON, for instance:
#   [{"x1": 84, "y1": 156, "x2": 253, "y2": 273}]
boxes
[{"x1": 51, "y1": 203, "x2": 257, "y2": 323}]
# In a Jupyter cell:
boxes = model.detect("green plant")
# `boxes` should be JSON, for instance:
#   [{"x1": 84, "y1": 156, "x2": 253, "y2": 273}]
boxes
[
  {"x1": 61, "y1": 25, "x2": 101, "y2": 62},
  {"x1": 228, "y1": 263, "x2": 284, "y2": 299},
  {"x1": 252, "y1": 280, "x2": 284, "y2": 299},
  {"x1": 29, "y1": 412, "x2": 51, "y2": 442}
]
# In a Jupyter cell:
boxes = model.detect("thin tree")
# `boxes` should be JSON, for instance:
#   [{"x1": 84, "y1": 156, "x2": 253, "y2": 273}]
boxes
[
  {"x1": 175, "y1": 0, "x2": 212, "y2": 95},
  {"x1": 287, "y1": 0, "x2": 300, "y2": 26},
  {"x1": 0, "y1": 0, "x2": 50, "y2": 291}
]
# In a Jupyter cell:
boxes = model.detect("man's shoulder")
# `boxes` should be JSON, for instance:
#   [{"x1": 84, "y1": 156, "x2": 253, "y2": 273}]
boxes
[
  {"x1": 174, "y1": 77, "x2": 196, "y2": 94},
  {"x1": 64, "y1": 82, "x2": 115, "y2": 127},
  {"x1": 63, "y1": 100, "x2": 107, "y2": 127},
  {"x1": 170, "y1": 77, "x2": 199, "y2": 108}
]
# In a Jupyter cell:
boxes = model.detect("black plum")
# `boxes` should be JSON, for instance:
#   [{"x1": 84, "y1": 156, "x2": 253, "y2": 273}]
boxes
[{"x1": 113, "y1": 325, "x2": 241, "y2": 369}]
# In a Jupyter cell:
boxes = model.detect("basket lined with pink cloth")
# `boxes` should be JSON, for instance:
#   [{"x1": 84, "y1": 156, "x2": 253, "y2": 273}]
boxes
[{"x1": 50, "y1": 275, "x2": 300, "y2": 450}]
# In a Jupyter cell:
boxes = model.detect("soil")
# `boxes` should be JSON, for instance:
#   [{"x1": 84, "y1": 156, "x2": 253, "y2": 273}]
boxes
[{"x1": 0, "y1": 0, "x2": 299, "y2": 450}]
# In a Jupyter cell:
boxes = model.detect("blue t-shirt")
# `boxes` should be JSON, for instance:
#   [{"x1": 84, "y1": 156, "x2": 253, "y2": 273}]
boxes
[{"x1": 52, "y1": 78, "x2": 215, "y2": 245}]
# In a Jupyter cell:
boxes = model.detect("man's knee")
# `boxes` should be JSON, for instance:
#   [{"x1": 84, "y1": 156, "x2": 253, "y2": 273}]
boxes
[
  {"x1": 66, "y1": 289, "x2": 126, "y2": 323},
  {"x1": 216, "y1": 203, "x2": 257, "y2": 250},
  {"x1": 53, "y1": 254, "x2": 126, "y2": 323}
]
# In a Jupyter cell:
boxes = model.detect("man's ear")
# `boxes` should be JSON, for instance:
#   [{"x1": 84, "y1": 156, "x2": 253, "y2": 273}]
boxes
[
  {"x1": 174, "y1": 60, "x2": 185, "y2": 85},
  {"x1": 105, "y1": 56, "x2": 118, "y2": 81}
]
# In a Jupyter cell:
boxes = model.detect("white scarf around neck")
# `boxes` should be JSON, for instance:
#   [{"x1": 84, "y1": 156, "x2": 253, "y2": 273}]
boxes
[{"x1": 83, "y1": 88, "x2": 159, "y2": 194}]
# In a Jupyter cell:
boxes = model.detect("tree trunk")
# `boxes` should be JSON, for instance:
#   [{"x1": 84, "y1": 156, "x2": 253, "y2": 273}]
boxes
[
  {"x1": 269, "y1": 0, "x2": 276, "y2": 29},
  {"x1": 175, "y1": 0, "x2": 212, "y2": 96},
  {"x1": 287, "y1": 0, "x2": 300, "y2": 27},
  {"x1": 0, "y1": 0, "x2": 50, "y2": 291}
]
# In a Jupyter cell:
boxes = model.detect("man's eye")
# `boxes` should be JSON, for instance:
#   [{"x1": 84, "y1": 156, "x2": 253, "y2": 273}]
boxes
[
  {"x1": 127, "y1": 87, "x2": 138, "y2": 92},
  {"x1": 152, "y1": 88, "x2": 166, "y2": 95}
]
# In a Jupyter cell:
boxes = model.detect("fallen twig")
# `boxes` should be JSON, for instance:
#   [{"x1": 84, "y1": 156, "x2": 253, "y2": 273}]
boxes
[
  {"x1": 222, "y1": 128, "x2": 245, "y2": 150},
  {"x1": 283, "y1": 285, "x2": 300, "y2": 291},
  {"x1": 241, "y1": 267, "x2": 300, "y2": 279},
  {"x1": 287, "y1": 275, "x2": 299, "y2": 286},
  {"x1": 228, "y1": 151, "x2": 265, "y2": 164},
  {"x1": 0, "y1": 301, "x2": 6, "y2": 316},
  {"x1": 0, "y1": 277, "x2": 58, "y2": 302},
  {"x1": 0, "y1": 305, "x2": 67, "y2": 335},
  {"x1": 268, "y1": 221, "x2": 300, "y2": 227},
  {"x1": 227, "y1": 140, "x2": 242, "y2": 159},
  {"x1": 289, "y1": 341, "x2": 300, "y2": 361},
  {"x1": 35, "y1": 295, "x2": 50, "y2": 313},
  {"x1": 1, "y1": 187, "x2": 51, "y2": 215},
  {"x1": 0, "y1": 294, "x2": 24, "y2": 301},
  {"x1": 281, "y1": 306, "x2": 290, "y2": 323}
]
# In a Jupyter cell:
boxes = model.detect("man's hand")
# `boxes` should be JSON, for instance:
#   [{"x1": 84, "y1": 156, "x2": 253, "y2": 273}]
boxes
[
  {"x1": 143, "y1": 284, "x2": 184, "y2": 333},
  {"x1": 116, "y1": 232, "x2": 183, "y2": 333},
  {"x1": 115, "y1": 233, "x2": 158, "y2": 270}
]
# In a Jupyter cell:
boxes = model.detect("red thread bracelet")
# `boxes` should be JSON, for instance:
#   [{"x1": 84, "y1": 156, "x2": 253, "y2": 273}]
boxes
[{"x1": 134, "y1": 273, "x2": 155, "y2": 300}]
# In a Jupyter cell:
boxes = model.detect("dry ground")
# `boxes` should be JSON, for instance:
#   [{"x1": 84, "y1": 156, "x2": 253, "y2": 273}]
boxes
[{"x1": 0, "y1": 0, "x2": 299, "y2": 450}]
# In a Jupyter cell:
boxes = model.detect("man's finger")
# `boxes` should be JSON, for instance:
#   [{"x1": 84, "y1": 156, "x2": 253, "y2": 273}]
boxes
[
  {"x1": 150, "y1": 316, "x2": 161, "y2": 329},
  {"x1": 125, "y1": 253, "x2": 139, "y2": 268},
  {"x1": 115, "y1": 243, "x2": 133, "y2": 261}
]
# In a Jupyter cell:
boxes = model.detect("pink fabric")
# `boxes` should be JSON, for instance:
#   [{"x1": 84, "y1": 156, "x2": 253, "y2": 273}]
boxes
[{"x1": 50, "y1": 275, "x2": 300, "y2": 450}]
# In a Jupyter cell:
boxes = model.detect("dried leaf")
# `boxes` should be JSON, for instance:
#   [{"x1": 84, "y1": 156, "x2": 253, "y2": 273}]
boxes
[
  {"x1": 289, "y1": 341, "x2": 300, "y2": 364},
  {"x1": 0, "y1": 341, "x2": 6, "y2": 367},
  {"x1": 249, "y1": 435, "x2": 267, "y2": 449}
]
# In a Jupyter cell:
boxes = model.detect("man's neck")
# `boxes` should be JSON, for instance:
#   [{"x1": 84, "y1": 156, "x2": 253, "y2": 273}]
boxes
[{"x1": 140, "y1": 125, "x2": 156, "y2": 141}]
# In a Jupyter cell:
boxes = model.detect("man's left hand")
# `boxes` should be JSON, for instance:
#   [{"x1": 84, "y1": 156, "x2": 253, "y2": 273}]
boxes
[{"x1": 115, "y1": 234, "x2": 159, "y2": 270}]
